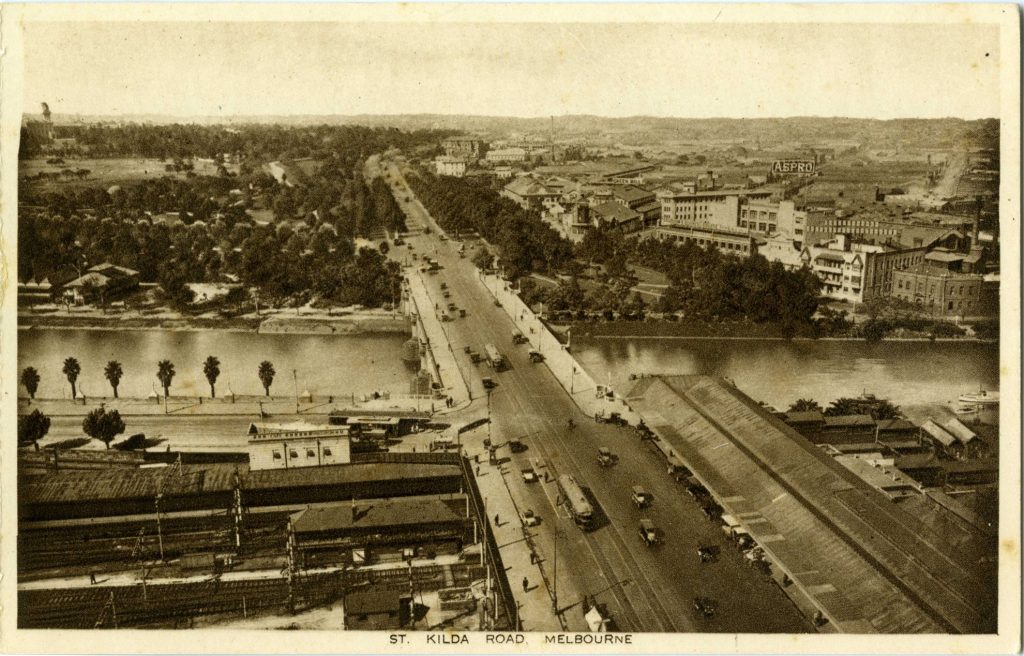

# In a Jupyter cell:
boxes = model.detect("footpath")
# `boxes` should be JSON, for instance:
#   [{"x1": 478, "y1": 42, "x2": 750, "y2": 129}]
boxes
[
  {"x1": 405, "y1": 273, "x2": 471, "y2": 410},
  {"x1": 17, "y1": 394, "x2": 433, "y2": 419},
  {"x1": 478, "y1": 271, "x2": 640, "y2": 425}
]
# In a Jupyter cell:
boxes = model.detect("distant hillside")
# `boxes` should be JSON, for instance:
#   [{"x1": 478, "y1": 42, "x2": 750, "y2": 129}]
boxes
[{"x1": 28, "y1": 113, "x2": 998, "y2": 150}]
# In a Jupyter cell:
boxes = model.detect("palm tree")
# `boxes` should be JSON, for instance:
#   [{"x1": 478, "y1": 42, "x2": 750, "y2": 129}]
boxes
[
  {"x1": 104, "y1": 361, "x2": 124, "y2": 399},
  {"x1": 258, "y1": 361, "x2": 276, "y2": 396},
  {"x1": 203, "y1": 356, "x2": 221, "y2": 398},
  {"x1": 62, "y1": 357, "x2": 81, "y2": 399},
  {"x1": 788, "y1": 398, "x2": 823, "y2": 413},
  {"x1": 156, "y1": 360, "x2": 176, "y2": 398},
  {"x1": 21, "y1": 367, "x2": 41, "y2": 400}
]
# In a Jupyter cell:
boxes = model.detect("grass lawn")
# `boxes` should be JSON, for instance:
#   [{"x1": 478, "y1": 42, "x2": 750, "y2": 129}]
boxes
[{"x1": 19, "y1": 157, "x2": 241, "y2": 190}]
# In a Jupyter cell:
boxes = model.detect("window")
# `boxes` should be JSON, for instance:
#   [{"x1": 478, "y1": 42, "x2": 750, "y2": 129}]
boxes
[
  {"x1": 307, "y1": 449, "x2": 316, "y2": 458},
  {"x1": 272, "y1": 450, "x2": 282, "y2": 460},
  {"x1": 323, "y1": 448, "x2": 332, "y2": 457},
  {"x1": 289, "y1": 450, "x2": 298, "y2": 459}
]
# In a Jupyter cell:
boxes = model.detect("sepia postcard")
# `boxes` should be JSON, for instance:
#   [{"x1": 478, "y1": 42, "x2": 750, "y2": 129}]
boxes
[{"x1": 0, "y1": 3, "x2": 1019, "y2": 654}]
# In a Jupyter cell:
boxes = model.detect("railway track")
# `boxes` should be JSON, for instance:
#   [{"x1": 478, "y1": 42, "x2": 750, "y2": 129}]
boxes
[
  {"x1": 19, "y1": 574, "x2": 345, "y2": 629},
  {"x1": 19, "y1": 512, "x2": 291, "y2": 572}
]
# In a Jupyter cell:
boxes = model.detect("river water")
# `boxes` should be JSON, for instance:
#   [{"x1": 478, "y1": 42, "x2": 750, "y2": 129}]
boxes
[
  {"x1": 18, "y1": 329, "x2": 413, "y2": 399},
  {"x1": 571, "y1": 337, "x2": 1000, "y2": 414},
  {"x1": 19, "y1": 329, "x2": 1000, "y2": 417}
]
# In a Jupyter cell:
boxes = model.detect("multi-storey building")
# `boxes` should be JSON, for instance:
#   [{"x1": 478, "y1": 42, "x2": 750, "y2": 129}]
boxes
[
  {"x1": 739, "y1": 199, "x2": 807, "y2": 242},
  {"x1": 649, "y1": 225, "x2": 755, "y2": 256},
  {"x1": 434, "y1": 156, "x2": 467, "y2": 178},
  {"x1": 891, "y1": 264, "x2": 987, "y2": 318},
  {"x1": 441, "y1": 138, "x2": 488, "y2": 160},
  {"x1": 501, "y1": 176, "x2": 560, "y2": 211},
  {"x1": 658, "y1": 188, "x2": 774, "y2": 231},
  {"x1": 485, "y1": 147, "x2": 528, "y2": 163},
  {"x1": 804, "y1": 210, "x2": 975, "y2": 250},
  {"x1": 799, "y1": 235, "x2": 927, "y2": 303}
]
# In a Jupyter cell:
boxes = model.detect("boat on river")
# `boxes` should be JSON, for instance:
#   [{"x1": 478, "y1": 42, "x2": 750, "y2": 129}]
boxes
[{"x1": 957, "y1": 389, "x2": 1000, "y2": 406}]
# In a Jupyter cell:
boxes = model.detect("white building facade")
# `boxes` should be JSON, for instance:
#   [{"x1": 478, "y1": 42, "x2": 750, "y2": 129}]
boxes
[{"x1": 247, "y1": 423, "x2": 351, "y2": 471}]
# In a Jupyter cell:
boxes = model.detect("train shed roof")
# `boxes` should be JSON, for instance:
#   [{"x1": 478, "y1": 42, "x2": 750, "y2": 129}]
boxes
[{"x1": 626, "y1": 375, "x2": 993, "y2": 634}]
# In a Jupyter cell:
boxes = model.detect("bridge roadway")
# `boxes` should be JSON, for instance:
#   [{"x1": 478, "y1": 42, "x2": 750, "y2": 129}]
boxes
[{"x1": 379, "y1": 157, "x2": 812, "y2": 634}]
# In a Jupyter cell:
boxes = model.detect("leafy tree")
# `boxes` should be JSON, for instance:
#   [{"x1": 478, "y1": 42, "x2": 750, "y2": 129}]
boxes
[
  {"x1": 104, "y1": 361, "x2": 124, "y2": 398},
  {"x1": 82, "y1": 407, "x2": 126, "y2": 449},
  {"x1": 62, "y1": 357, "x2": 81, "y2": 399},
  {"x1": 258, "y1": 361, "x2": 276, "y2": 396},
  {"x1": 860, "y1": 318, "x2": 890, "y2": 342},
  {"x1": 203, "y1": 356, "x2": 221, "y2": 398},
  {"x1": 788, "y1": 399, "x2": 823, "y2": 413},
  {"x1": 21, "y1": 367, "x2": 40, "y2": 400},
  {"x1": 18, "y1": 409, "x2": 51, "y2": 450},
  {"x1": 472, "y1": 249, "x2": 494, "y2": 271},
  {"x1": 156, "y1": 360, "x2": 176, "y2": 398}
]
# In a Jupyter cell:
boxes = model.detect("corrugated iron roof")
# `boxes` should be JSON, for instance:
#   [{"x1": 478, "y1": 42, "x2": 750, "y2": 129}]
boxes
[
  {"x1": 626, "y1": 375, "x2": 992, "y2": 634},
  {"x1": 921, "y1": 419, "x2": 958, "y2": 447},
  {"x1": 291, "y1": 497, "x2": 462, "y2": 533}
]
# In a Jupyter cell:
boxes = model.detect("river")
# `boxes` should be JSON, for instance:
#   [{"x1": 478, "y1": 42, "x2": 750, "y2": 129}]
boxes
[
  {"x1": 19, "y1": 329, "x2": 1001, "y2": 418},
  {"x1": 18, "y1": 329, "x2": 413, "y2": 399},
  {"x1": 571, "y1": 337, "x2": 1000, "y2": 416}
]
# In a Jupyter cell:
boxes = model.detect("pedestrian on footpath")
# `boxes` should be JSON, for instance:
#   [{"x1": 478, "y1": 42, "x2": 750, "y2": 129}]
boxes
[
  {"x1": 494, "y1": 513, "x2": 500, "y2": 526},
  {"x1": 522, "y1": 577, "x2": 529, "y2": 592},
  {"x1": 89, "y1": 571, "x2": 97, "y2": 585}
]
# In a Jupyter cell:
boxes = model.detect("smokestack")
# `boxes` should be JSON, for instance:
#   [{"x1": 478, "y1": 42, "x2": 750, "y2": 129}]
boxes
[{"x1": 41, "y1": 102, "x2": 51, "y2": 123}]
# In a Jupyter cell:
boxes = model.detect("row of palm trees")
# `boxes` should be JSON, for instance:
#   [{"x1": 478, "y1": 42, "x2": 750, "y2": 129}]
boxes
[{"x1": 20, "y1": 358, "x2": 278, "y2": 400}]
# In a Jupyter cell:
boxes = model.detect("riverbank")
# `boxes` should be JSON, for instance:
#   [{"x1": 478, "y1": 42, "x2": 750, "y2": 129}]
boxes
[
  {"x1": 17, "y1": 309, "x2": 408, "y2": 335},
  {"x1": 557, "y1": 320, "x2": 996, "y2": 344}
]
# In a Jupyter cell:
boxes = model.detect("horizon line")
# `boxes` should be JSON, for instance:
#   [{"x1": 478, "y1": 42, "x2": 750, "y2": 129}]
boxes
[{"x1": 24, "y1": 111, "x2": 998, "y2": 123}]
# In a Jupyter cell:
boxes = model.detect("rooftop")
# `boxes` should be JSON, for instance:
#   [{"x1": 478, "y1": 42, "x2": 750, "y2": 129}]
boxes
[
  {"x1": 592, "y1": 201, "x2": 641, "y2": 224},
  {"x1": 941, "y1": 417, "x2": 978, "y2": 445},
  {"x1": 345, "y1": 589, "x2": 405, "y2": 616},
  {"x1": 20, "y1": 460, "x2": 461, "y2": 506},
  {"x1": 290, "y1": 497, "x2": 464, "y2": 534},
  {"x1": 784, "y1": 410, "x2": 825, "y2": 424},
  {"x1": 503, "y1": 176, "x2": 558, "y2": 197},
  {"x1": 611, "y1": 185, "x2": 655, "y2": 203},
  {"x1": 625, "y1": 375, "x2": 993, "y2": 633},
  {"x1": 659, "y1": 187, "x2": 775, "y2": 200},
  {"x1": 898, "y1": 263, "x2": 984, "y2": 281},
  {"x1": 823, "y1": 414, "x2": 876, "y2": 427},
  {"x1": 920, "y1": 419, "x2": 957, "y2": 448}
]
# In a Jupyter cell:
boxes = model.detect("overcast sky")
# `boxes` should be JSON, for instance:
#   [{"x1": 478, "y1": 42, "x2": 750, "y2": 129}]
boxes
[{"x1": 23, "y1": 19, "x2": 1001, "y2": 119}]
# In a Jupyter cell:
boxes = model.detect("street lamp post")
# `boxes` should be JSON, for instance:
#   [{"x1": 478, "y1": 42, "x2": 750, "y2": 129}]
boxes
[{"x1": 552, "y1": 527, "x2": 561, "y2": 614}]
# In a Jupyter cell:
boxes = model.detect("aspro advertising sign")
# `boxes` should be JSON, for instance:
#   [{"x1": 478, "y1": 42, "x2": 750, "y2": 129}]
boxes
[{"x1": 771, "y1": 159, "x2": 816, "y2": 175}]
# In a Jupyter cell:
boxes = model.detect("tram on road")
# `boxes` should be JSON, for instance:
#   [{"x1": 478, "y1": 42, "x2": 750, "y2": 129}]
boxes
[
  {"x1": 558, "y1": 474, "x2": 594, "y2": 529},
  {"x1": 484, "y1": 344, "x2": 507, "y2": 371}
]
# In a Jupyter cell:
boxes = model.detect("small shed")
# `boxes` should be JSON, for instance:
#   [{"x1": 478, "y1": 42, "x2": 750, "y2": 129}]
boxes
[{"x1": 344, "y1": 589, "x2": 412, "y2": 630}]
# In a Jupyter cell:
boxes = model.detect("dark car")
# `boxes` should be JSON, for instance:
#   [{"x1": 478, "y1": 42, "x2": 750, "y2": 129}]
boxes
[
  {"x1": 698, "y1": 545, "x2": 721, "y2": 563},
  {"x1": 693, "y1": 597, "x2": 717, "y2": 618}
]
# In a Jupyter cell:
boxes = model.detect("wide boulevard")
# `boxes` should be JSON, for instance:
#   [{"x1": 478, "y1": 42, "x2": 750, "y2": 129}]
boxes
[{"x1": 375, "y1": 156, "x2": 812, "y2": 633}]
